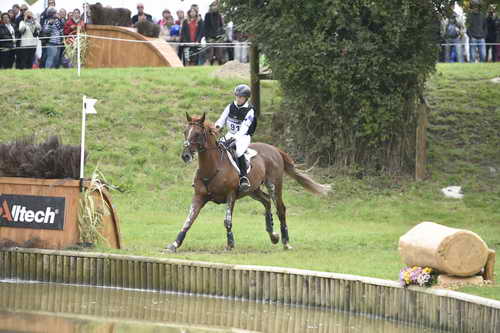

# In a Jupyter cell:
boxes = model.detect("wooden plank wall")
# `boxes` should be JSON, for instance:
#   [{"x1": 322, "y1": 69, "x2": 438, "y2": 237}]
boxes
[
  {"x1": 0, "y1": 248, "x2": 499, "y2": 333},
  {"x1": 0, "y1": 178, "x2": 121, "y2": 249},
  {"x1": 85, "y1": 25, "x2": 183, "y2": 68},
  {"x1": 0, "y1": 282, "x2": 435, "y2": 333}
]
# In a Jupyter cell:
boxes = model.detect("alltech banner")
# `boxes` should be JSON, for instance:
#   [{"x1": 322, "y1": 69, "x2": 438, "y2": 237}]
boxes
[{"x1": 0, "y1": 194, "x2": 65, "y2": 230}]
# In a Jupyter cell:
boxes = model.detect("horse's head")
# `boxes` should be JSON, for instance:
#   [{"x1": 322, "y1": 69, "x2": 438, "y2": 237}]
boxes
[{"x1": 182, "y1": 112, "x2": 216, "y2": 163}]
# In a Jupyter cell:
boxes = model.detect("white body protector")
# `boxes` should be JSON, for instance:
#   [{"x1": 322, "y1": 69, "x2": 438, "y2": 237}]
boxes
[{"x1": 215, "y1": 101, "x2": 255, "y2": 158}]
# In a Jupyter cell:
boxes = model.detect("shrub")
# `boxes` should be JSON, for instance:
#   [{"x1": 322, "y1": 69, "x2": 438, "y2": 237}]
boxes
[{"x1": 221, "y1": 0, "x2": 482, "y2": 174}]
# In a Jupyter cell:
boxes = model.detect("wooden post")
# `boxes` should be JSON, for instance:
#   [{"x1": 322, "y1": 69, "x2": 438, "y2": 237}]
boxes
[
  {"x1": 250, "y1": 44, "x2": 260, "y2": 119},
  {"x1": 415, "y1": 96, "x2": 429, "y2": 181}
]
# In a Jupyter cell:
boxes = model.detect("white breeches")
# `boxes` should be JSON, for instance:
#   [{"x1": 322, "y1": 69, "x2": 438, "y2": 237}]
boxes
[{"x1": 225, "y1": 133, "x2": 251, "y2": 157}]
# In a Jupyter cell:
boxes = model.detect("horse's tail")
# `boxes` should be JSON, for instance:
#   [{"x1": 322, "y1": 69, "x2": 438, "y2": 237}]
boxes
[{"x1": 278, "y1": 149, "x2": 331, "y2": 196}]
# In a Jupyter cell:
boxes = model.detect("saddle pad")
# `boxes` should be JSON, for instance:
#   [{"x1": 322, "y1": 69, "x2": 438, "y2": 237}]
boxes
[{"x1": 227, "y1": 148, "x2": 258, "y2": 174}]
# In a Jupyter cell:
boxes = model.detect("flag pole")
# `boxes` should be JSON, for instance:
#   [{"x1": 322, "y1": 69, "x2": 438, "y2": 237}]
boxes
[{"x1": 80, "y1": 95, "x2": 87, "y2": 192}]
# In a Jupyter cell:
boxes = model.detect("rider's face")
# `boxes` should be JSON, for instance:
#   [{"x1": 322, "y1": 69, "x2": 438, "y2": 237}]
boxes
[{"x1": 235, "y1": 96, "x2": 247, "y2": 105}]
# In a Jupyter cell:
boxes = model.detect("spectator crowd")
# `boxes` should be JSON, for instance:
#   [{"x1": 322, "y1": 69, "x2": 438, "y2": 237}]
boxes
[
  {"x1": 0, "y1": 1, "x2": 249, "y2": 69},
  {"x1": 104, "y1": 1, "x2": 249, "y2": 66},
  {"x1": 5, "y1": 1, "x2": 498, "y2": 69},
  {"x1": 0, "y1": 1, "x2": 85, "y2": 69},
  {"x1": 439, "y1": 3, "x2": 499, "y2": 62}
]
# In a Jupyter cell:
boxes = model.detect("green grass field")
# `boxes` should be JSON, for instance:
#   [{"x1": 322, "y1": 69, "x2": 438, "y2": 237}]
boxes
[{"x1": 1, "y1": 64, "x2": 500, "y2": 300}]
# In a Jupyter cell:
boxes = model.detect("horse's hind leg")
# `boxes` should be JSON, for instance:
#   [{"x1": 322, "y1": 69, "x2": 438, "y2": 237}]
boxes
[
  {"x1": 267, "y1": 181, "x2": 292, "y2": 250},
  {"x1": 249, "y1": 188, "x2": 280, "y2": 244}
]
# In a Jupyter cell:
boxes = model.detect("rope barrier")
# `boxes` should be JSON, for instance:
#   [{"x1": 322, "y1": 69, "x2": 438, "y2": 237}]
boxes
[
  {"x1": 81, "y1": 34, "x2": 250, "y2": 47},
  {"x1": 0, "y1": 34, "x2": 78, "y2": 42},
  {"x1": 0, "y1": 34, "x2": 251, "y2": 47},
  {"x1": 2, "y1": 32, "x2": 497, "y2": 46},
  {"x1": 441, "y1": 42, "x2": 500, "y2": 46},
  {"x1": 0, "y1": 44, "x2": 66, "y2": 51}
]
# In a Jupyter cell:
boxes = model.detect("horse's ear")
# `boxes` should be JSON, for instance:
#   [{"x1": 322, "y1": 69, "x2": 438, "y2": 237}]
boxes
[
  {"x1": 186, "y1": 112, "x2": 192, "y2": 122},
  {"x1": 200, "y1": 112, "x2": 206, "y2": 124}
]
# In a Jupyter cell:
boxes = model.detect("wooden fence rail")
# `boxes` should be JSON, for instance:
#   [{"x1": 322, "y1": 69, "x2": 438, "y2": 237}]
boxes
[{"x1": 0, "y1": 248, "x2": 499, "y2": 333}]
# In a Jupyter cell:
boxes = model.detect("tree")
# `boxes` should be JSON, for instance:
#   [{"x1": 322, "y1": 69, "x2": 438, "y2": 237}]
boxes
[{"x1": 221, "y1": 0, "x2": 499, "y2": 174}]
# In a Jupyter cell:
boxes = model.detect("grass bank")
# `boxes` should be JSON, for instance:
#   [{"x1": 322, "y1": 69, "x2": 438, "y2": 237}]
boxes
[{"x1": 0, "y1": 64, "x2": 499, "y2": 300}]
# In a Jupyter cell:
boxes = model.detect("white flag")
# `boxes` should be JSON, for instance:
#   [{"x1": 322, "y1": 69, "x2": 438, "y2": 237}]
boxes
[{"x1": 83, "y1": 95, "x2": 97, "y2": 114}]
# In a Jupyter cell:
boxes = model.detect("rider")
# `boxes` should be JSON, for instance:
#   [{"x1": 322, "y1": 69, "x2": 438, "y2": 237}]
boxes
[{"x1": 215, "y1": 84, "x2": 257, "y2": 192}]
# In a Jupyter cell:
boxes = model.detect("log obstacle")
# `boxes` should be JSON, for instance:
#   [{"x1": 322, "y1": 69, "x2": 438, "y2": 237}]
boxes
[
  {"x1": 399, "y1": 222, "x2": 491, "y2": 277},
  {"x1": 0, "y1": 177, "x2": 121, "y2": 249},
  {"x1": 85, "y1": 24, "x2": 183, "y2": 68}
]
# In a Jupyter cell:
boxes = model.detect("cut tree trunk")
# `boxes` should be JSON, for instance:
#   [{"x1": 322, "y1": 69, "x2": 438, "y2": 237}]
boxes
[{"x1": 399, "y1": 222, "x2": 490, "y2": 277}]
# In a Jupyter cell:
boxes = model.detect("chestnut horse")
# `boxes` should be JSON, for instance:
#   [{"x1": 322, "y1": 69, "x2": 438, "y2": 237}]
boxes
[{"x1": 164, "y1": 113, "x2": 330, "y2": 253}]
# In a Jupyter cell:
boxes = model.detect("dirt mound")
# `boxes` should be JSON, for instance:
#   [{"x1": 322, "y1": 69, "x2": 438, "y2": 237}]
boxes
[{"x1": 212, "y1": 60, "x2": 250, "y2": 80}]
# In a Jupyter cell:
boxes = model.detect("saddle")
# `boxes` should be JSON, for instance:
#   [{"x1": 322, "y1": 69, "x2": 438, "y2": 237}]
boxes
[{"x1": 220, "y1": 138, "x2": 257, "y2": 174}]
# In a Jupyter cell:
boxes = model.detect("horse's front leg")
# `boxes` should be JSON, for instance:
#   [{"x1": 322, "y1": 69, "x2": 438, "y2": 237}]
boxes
[
  {"x1": 164, "y1": 195, "x2": 207, "y2": 253},
  {"x1": 224, "y1": 193, "x2": 237, "y2": 250}
]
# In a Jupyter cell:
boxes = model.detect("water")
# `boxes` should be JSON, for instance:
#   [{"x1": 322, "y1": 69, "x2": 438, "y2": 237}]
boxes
[{"x1": 0, "y1": 280, "x2": 440, "y2": 333}]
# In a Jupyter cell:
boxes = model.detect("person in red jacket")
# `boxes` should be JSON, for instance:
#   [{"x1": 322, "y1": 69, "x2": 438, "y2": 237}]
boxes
[
  {"x1": 63, "y1": 8, "x2": 85, "y2": 67},
  {"x1": 180, "y1": 8, "x2": 204, "y2": 66},
  {"x1": 64, "y1": 8, "x2": 85, "y2": 41}
]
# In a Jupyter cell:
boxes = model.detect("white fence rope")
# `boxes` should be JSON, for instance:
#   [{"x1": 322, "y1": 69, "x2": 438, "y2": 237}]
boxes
[
  {"x1": 82, "y1": 34, "x2": 250, "y2": 47},
  {"x1": 0, "y1": 34, "x2": 251, "y2": 48},
  {"x1": 1, "y1": 34, "x2": 498, "y2": 47}
]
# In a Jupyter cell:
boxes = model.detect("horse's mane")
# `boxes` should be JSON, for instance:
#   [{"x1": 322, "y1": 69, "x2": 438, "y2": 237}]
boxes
[
  {"x1": 190, "y1": 116, "x2": 217, "y2": 133},
  {"x1": 205, "y1": 121, "x2": 217, "y2": 133}
]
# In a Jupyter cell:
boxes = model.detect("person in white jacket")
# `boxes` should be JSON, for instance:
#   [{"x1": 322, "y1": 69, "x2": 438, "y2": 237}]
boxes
[
  {"x1": 215, "y1": 84, "x2": 257, "y2": 192},
  {"x1": 17, "y1": 11, "x2": 40, "y2": 69}
]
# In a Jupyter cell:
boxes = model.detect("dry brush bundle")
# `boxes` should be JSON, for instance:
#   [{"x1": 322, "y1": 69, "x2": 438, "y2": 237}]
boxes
[
  {"x1": 78, "y1": 168, "x2": 113, "y2": 246},
  {"x1": 136, "y1": 20, "x2": 161, "y2": 38},
  {"x1": 64, "y1": 32, "x2": 89, "y2": 67},
  {"x1": 89, "y1": 3, "x2": 132, "y2": 26},
  {"x1": 0, "y1": 136, "x2": 84, "y2": 179}
]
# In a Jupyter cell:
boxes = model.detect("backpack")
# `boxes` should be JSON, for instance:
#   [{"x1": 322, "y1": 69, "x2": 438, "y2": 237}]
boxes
[{"x1": 446, "y1": 23, "x2": 459, "y2": 39}]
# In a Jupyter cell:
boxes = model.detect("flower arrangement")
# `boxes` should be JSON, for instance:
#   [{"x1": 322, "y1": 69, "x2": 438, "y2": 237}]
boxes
[{"x1": 399, "y1": 266, "x2": 436, "y2": 287}]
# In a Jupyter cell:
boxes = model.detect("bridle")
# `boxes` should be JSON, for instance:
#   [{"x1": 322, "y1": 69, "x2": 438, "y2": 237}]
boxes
[
  {"x1": 184, "y1": 122, "x2": 219, "y2": 154},
  {"x1": 183, "y1": 121, "x2": 223, "y2": 199}
]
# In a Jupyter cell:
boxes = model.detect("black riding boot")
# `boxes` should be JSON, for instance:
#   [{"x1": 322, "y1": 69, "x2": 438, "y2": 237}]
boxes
[{"x1": 238, "y1": 155, "x2": 250, "y2": 192}]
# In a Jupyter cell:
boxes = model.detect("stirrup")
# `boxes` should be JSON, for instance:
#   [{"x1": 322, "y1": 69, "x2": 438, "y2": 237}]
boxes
[{"x1": 239, "y1": 176, "x2": 250, "y2": 192}]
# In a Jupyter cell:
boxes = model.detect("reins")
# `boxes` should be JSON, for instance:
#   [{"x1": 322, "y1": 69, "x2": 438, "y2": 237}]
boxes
[
  {"x1": 186, "y1": 121, "x2": 220, "y2": 153},
  {"x1": 186, "y1": 122, "x2": 227, "y2": 199}
]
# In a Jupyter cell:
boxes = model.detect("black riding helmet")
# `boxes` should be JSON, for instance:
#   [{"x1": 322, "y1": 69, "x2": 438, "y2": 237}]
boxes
[{"x1": 234, "y1": 84, "x2": 251, "y2": 98}]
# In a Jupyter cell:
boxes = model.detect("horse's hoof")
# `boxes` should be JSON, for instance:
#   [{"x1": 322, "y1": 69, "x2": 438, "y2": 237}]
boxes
[
  {"x1": 283, "y1": 243, "x2": 293, "y2": 251},
  {"x1": 163, "y1": 243, "x2": 177, "y2": 253},
  {"x1": 270, "y1": 233, "x2": 280, "y2": 244},
  {"x1": 225, "y1": 246, "x2": 234, "y2": 251}
]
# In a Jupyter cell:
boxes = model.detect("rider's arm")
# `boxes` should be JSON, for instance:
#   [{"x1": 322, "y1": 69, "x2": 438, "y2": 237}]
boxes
[
  {"x1": 235, "y1": 109, "x2": 254, "y2": 137},
  {"x1": 215, "y1": 104, "x2": 230, "y2": 129}
]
